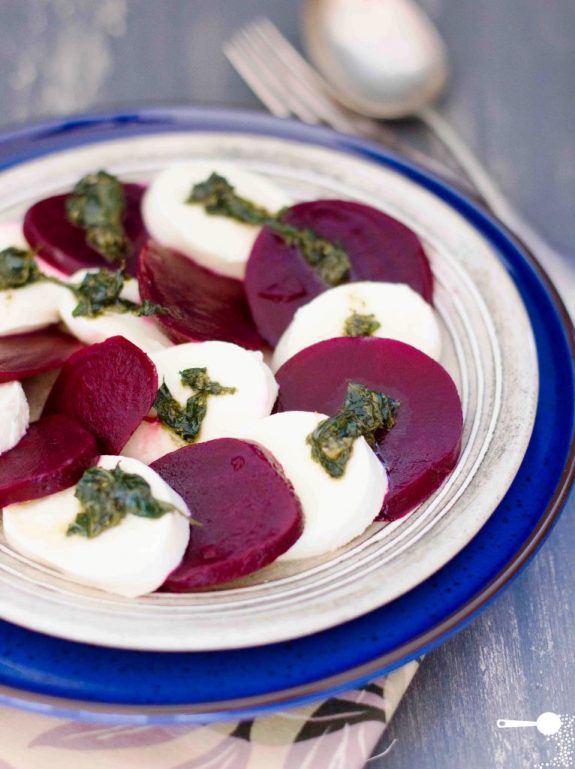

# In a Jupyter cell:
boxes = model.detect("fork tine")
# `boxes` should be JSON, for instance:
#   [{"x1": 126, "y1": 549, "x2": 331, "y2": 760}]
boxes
[
  {"x1": 251, "y1": 18, "x2": 390, "y2": 136},
  {"x1": 226, "y1": 30, "x2": 322, "y2": 125},
  {"x1": 254, "y1": 19, "x2": 330, "y2": 90},
  {"x1": 241, "y1": 18, "x2": 359, "y2": 134},
  {"x1": 225, "y1": 18, "x2": 477, "y2": 195},
  {"x1": 224, "y1": 39, "x2": 292, "y2": 119}
]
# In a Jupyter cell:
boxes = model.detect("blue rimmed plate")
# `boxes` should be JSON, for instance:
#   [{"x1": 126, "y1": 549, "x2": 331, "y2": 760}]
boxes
[{"x1": 0, "y1": 107, "x2": 572, "y2": 722}]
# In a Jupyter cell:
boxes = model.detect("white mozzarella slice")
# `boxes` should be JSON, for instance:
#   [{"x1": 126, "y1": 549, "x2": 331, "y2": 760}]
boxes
[
  {"x1": 59, "y1": 269, "x2": 172, "y2": 354},
  {"x1": 0, "y1": 220, "x2": 68, "y2": 280},
  {"x1": 0, "y1": 220, "x2": 27, "y2": 250},
  {"x1": 121, "y1": 419, "x2": 179, "y2": 466},
  {"x1": 3, "y1": 455, "x2": 191, "y2": 598},
  {"x1": 0, "y1": 381, "x2": 29, "y2": 456},
  {"x1": 0, "y1": 221, "x2": 68, "y2": 337},
  {"x1": 0, "y1": 282, "x2": 69, "y2": 337},
  {"x1": 122, "y1": 340, "x2": 278, "y2": 464},
  {"x1": 234, "y1": 411, "x2": 387, "y2": 560},
  {"x1": 142, "y1": 161, "x2": 291, "y2": 280},
  {"x1": 272, "y1": 281, "x2": 442, "y2": 371}
]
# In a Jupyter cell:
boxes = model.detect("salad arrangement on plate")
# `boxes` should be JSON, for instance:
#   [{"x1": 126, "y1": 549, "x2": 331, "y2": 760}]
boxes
[{"x1": 0, "y1": 161, "x2": 463, "y2": 598}]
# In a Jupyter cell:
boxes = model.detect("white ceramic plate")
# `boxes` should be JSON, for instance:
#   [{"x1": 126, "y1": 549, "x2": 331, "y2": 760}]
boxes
[{"x1": 0, "y1": 132, "x2": 538, "y2": 650}]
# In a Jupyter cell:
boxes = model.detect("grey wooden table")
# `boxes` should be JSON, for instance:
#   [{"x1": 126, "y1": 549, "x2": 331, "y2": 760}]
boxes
[{"x1": 0, "y1": 2, "x2": 574, "y2": 768}]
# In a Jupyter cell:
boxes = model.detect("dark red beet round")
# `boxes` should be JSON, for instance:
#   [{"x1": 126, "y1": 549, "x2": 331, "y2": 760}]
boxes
[
  {"x1": 0, "y1": 328, "x2": 83, "y2": 383},
  {"x1": 43, "y1": 336, "x2": 158, "y2": 454},
  {"x1": 0, "y1": 415, "x2": 98, "y2": 507},
  {"x1": 275, "y1": 337, "x2": 462, "y2": 521},
  {"x1": 246, "y1": 199, "x2": 434, "y2": 345},
  {"x1": 23, "y1": 184, "x2": 148, "y2": 276},
  {"x1": 138, "y1": 241, "x2": 263, "y2": 350},
  {"x1": 151, "y1": 439, "x2": 303, "y2": 590}
]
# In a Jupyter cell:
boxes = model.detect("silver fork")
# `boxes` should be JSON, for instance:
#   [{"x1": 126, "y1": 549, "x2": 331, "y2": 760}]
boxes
[{"x1": 223, "y1": 17, "x2": 475, "y2": 195}]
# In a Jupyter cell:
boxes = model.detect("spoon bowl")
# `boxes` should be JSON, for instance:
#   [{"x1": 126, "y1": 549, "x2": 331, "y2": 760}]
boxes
[
  {"x1": 303, "y1": 0, "x2": 449, "y2": 119},
  {"x1": 301, "y1": 0, "x2": 575, "y2": 316}
]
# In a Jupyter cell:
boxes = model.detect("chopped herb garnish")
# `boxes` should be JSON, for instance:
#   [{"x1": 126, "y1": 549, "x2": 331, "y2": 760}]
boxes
[
  {"x1": 65, "y1": 170, "x2": 128, "y2": 263},
  {"x1": 0, "y1": 249, "x2": 167, "y2": 319},
  {"x1": 70, "y1": 268, "x2": 167, "y2": 319},
  {"x1": 187, "y1": 173, "x2": 351, "y2": 286},
  {"x1": 0, "y1": 247, "x2": 43, "y2": 290},
  {"x1": 67, "y1": 464, "x2": 176, "y2": 539},
  {"x1": 188, "y1": 173, "x2": 272, "y2": 224},
  {"x1": 343, "y1": 311, "x2": 381, "y2": 337},
  {"x1": 307, "y1": 382, "x2": 399, "y2": 478},
  {"x1": 155, "y1": 367, "x2": 236, "y2": 443}
]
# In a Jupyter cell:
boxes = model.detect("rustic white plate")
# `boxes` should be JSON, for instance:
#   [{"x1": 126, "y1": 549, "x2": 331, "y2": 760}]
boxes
[{"x1": 0, "y1": 131, "x2": 538, "y2": 651}]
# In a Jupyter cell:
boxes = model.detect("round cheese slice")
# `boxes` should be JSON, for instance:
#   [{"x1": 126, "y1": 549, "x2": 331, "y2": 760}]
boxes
[
  {"x1": 142, "y1": 161, "x2": 291, "y2": 280},
  {"x1": 272, "y1": 281, "x2": 441, "y2": 371},
  {"x1": 59, "y1": 269, "x2": 172, "y2": 355},
  {"x1": 0, "y1": 220, "x2": 69, "y2": 337},
  {"x1": 0, "y1": 381, "x2": 29, "y2": 456},
  {"x1": 233, "y1": 411, "x2": 387, "y2": 560},
  {"x1": 123, "y1": 340, "x2": 278, "y2": 464},
  {"x1": 3, "y1": 455, "x2": 191, "y2": 597}
]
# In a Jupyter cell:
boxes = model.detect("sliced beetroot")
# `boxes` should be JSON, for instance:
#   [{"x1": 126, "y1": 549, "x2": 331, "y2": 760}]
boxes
[
  {"x1": 151, "y1": 438, "x2": 303, "y2": 590},
  {"x1": 0, "y1": 328, "x2": 83, "y2": 383},
  {"x1": 138, "y1": 241, "x2": 263, "y2": 349},
  {"x1": 246, "y1": 199, "x2": 434, "y2": 345},
  {"x1": 23, "y1": 184, "x2": 147, "y2": 276},
  {"x1": 0, "y1": 415, "x2": 98, "y2": 507},
  {"x1": 43, "y1": 335, "x2": 158, "y2": 454},
  {"x1": 275, "y1": 337, "x2": 462, "y2": 521}
]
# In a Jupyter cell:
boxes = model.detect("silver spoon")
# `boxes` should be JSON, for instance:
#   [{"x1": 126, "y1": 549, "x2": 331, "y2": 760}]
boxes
[{"x1": 302, "y1": 0, "x2": 574, "y2": 315}]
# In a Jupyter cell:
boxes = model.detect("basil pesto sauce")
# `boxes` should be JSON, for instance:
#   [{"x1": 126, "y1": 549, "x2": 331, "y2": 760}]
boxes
[
  {"x1": 343, "y1": 311, "x2": 381, "y2": 337},
  {"x1": 187, "y1": 172, "x2": 351, "y2": 286},
  {"x1": 155, "y1": 367, "x2": 236, "y2": 443},
  {"x1": 67, "y1": 464, "x2": 175, "y2": 539},
  {"x1": 65, "y1": 170, "x2": 129, "y2": 264},
  {"x1": 307, "y1": 382, "x2": 399, "y2": 478},
  {"x1": 0, "y1": 247, "x2": 43, "y2": 291}
]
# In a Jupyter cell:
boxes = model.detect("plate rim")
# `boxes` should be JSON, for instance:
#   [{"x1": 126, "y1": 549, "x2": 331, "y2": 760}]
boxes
[
  {"x1": 0, "y1": 128, "x2": 539, "y2": 651},
  {"x1": 0, "y1": 105, "x2": 572, "y2": 723}
]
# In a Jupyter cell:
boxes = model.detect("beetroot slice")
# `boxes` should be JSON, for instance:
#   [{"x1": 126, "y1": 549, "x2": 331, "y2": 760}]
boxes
[
  {"x1": 246, "y1": 199, "x2": 434, "y2": 345},
  {"x1": 151, "y1": 438, "x2": 303, "y2": 590},
  {"x1": 138, "y1": 241, "x2": 263, "y2": 349},
  {"x1": 43, "y1": 335, "x2": 158, "y2": 454},
  {"x1": 275, "y1": 337, "x2": 462, "y2": 521},
  {"x1": 0, "y1": 328, "x2": 83, "y2": 383},
  {"x1": 23, "y1": 184, "x2": 147, "y2": 276},
  {"x1": 0, "y1": 415, "x2": 98, "y2": 507}
]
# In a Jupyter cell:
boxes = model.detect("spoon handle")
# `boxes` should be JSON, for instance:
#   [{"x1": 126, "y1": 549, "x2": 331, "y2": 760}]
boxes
[
  {"x1": 419, "y1": 106, "x2": 575, "y2": 318},
  {"x1": 497, "y1": 719, "x2": 538, "y2": 729}
]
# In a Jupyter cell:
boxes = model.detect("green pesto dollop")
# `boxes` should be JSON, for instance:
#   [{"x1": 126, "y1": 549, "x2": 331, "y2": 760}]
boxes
[
  {"x1": 343, "y1": 311, "x2": 381, "y2": 337},
  {"x1": 67, "y1": 464, "x2": 175, "y2": 539},
  {"x1": 187, "y1": 172, "x2": 351, "y2": 286},
  {"x1": 65, "y1": 170, "x2": 128, "y2": 263},
  {"x1": 70, "y1": 269, "x2": 166, "y2": 319},
  {"x1": 155, "y1": 367, "x2": 236, "y2": 443},
  {"x1": 0, "y1": 247, "x2": 43, "y2": 291},
  {"x1": 307, "y1": 382, "x2": 399, "y2": 478}
]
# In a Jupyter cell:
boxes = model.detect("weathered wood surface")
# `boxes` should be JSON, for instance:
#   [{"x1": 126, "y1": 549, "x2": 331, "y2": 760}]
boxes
[{"x1": 0, "y1": 2, "x2": 573, "y2": 767}]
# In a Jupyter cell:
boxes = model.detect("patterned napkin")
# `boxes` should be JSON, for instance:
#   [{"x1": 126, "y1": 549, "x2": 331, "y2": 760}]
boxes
[{"x1": 0, "y1": 660, "x2": 419, "y2": 768}]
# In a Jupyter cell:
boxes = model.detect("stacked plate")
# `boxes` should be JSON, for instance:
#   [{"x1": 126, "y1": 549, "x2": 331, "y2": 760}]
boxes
[{"x1": 0, "y1": 108, "x2": 572, "y2": 723}]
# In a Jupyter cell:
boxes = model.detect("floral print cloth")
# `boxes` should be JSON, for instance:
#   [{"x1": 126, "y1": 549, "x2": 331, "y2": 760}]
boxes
[{"x1": 0, "y1": 660, "x2": 419, "y2": 769}]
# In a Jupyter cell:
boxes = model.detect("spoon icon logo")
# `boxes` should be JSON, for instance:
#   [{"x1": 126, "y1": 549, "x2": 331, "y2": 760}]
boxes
[
  {"x1": 497, "y1": 712, "x2": 575, "y2": 767},
  {"x1": 497, "y1": 712, "x2": 563, "y2": 737}
]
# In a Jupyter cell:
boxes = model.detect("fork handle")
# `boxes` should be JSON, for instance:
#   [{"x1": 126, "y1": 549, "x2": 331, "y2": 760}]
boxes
[
  {"x1": 341, "y1": 111, "x2": 481, "y2": 201},
  {"x1": 420, "y1": 105, "x2": 575, "y2": 317}
]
